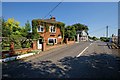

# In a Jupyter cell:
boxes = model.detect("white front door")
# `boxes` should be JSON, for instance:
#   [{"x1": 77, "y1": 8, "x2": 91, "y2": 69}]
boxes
[
  {"x1": 38, "y1": 39, "x2": 42, "y2": 49},
  {"x1": 77, "y1": 34, "x2": 79, "y2": 42}
]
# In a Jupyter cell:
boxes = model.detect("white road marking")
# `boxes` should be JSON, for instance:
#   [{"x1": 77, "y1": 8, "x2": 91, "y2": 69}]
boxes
[
  {"x1": 90, "y1": 43, "x2": 93, "y2": 46},
  {"x1": 76, "y1": 43, "x2": 93, "y2": 57}
]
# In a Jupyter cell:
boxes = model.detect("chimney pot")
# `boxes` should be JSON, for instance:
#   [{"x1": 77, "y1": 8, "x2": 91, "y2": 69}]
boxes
[{"x1": 50, "y1": 16, "x2": 56, "y2": 21}]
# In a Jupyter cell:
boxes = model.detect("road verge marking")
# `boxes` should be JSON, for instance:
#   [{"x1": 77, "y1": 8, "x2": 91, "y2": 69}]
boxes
[
  {"x1": 0, "y1": 50, "x2": 42, "y2": 63},
  {"x1": 76, "y1": 43, "x2": 93, "y2": 57}
]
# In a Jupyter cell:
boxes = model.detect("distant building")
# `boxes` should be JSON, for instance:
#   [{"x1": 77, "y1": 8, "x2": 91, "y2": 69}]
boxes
[
  {"x1": 112, "y1": 34, "x2": 118, "y2": 44},
  {"x1": 76, "y1": 30, "x2": 88, "y2": 42}
]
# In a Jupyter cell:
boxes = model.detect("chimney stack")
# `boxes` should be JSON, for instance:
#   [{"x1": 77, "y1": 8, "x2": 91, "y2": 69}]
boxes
[{"x1": 50, "y1": 16, "x2": 56, "y2": 21}]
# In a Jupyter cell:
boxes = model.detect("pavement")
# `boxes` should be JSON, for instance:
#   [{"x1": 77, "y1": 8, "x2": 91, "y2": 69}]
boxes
[{"x1": 2, "y1": 41, "x2": 120, "y2": 79}]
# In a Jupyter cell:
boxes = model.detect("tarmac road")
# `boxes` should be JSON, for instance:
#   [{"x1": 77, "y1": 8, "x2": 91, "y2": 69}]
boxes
[{"x1": 2, "y1": 41, "x2": 120, "y2": 79}]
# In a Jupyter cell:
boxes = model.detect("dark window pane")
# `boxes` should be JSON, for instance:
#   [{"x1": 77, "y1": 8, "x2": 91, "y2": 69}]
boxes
[
  {"x1": 39, "y1": 39, "x2": 42, "y2": 44},
  {"x1": 49, "y1": 39, "x2": 53, "y2": 43},
  {"x1": 53, "y1": 28, "x2": 55, "y2": 32},
  {"x1": 54, "y1": 39, "x2": 56, "y2": 43},
  {"x1": 50, "y1": 26, "x2": 55, "y2": 32},
  {"x1": 38, "y1": 26, "x2": 40, "y2": 31},
  {"x1": 41, "y1": 27, "x2": 43, "y2": 31},
  {"x1": 51, "y1": 28, "x2": 52, "y2": 32}
]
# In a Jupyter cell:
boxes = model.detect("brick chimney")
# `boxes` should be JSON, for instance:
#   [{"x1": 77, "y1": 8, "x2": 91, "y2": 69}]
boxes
[{"x1": 50, "y1": 16, "x2": 56, "y2": 21}]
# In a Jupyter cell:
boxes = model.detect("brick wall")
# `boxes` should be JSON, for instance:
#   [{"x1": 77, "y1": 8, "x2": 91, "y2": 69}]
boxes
[
  {"x1": 2, "y1": 41, "x2": 37, "y2": 58},
  {"x1": 66, "y1": 38, "x2": 75, "y2": 44},
  {"x1": 67, "y1": 41, "x2": 75, "y2": 44},
  {"x1": 46, "y1": 43, "x2": 65, "y2": 51},
  {"x1": 14, "y1": 48, "x2": 33, "y2": 54},
  {"x1": 32, "y1": 40, "x2": 37, "y2": 50},
  {"x1": 37, "y1": 24, "x2": 63, "y2": 44},
  {"x1": 45, "y1": 40, "x2": 75, "y2": 51},
  {"x1": 2, "y1": 48, "x2": 33, "y2": 58}
]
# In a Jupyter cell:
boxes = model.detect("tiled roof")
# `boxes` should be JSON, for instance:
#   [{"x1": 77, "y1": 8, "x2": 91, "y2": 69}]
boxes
[
  {"x1": 39, "y1": 19, "x2": 61, "y2": 24},
  {"x1": 46, "y1": 19, "x2": 59, "y2": 23}
]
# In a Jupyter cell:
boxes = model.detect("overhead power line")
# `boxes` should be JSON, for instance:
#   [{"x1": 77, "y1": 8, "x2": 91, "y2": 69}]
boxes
[
  {"x1": 89, "y1": 27, "x2": 105, "y2": 34},
  {"x1": 89, "y1": 26, "x2": 118, "y2": 34},
  {"x1": 44, "y1": 0, "x2": 64, "y2": 19},
  {"x1": 89, "y1": 26, "x2": 118, "y2": 37}
]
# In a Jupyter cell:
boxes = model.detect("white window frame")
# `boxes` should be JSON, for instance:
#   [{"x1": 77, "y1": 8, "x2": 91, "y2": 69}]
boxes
[
  {"x1": 48, "y1": 38, "x2": 57, "y2": 44},
  {"x1": 58, "y1": 35, "x2": 62, "y2": 38},
  {"x1": 37, "y1": 25, "x2": 44, "y2": 32},
  {"x1": 49, "y1": 26, "x2": 56, "y2": 33}
]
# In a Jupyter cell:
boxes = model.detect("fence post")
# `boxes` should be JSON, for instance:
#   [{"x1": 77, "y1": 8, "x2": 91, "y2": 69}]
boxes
[
  {"x1": 66, "y1": 38, "x2": 68, "y2": 44},
  {"x1": 74, "y1": 37, "x2": 75, "y2": 42},
  {"x1": 32, "y1": 40, "x2": 37, "y2": 50},
  {"x1": 10, "y1": 42, "x2": 15, "y2": 55},
  {"x1": 42, "y1": 40, "x2": 46, "y2": 51}
]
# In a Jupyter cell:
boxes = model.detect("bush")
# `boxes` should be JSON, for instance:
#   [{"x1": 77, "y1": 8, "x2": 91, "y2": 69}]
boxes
[
  {"x1": 100, "y1": 37, "x2": 110, "y2": 42},
  {"x1": 28, "y1": 50, "x2": 39, "y2": 54}
]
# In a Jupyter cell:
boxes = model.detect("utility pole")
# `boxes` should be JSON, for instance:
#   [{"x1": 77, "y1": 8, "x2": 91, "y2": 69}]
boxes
[{"x1": 106, "y1": 26, "x2": 108, "y2": 38}]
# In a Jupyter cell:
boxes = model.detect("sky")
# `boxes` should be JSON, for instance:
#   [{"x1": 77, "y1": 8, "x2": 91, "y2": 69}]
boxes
[
  {"x1": 2, "y1": 2, "x2": 118, "y2": 38},
  {"x1": 1, "y1": 0, "x2": 120, "y2": 2}
]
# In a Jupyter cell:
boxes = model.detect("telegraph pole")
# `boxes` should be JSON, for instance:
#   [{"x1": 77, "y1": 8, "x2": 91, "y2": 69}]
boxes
[{"x1": 106, "y1": 26, "x2": 108, "y2": 38}]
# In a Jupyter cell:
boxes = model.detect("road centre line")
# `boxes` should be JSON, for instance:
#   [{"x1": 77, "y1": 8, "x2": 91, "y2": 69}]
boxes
[{"x1": 76, "y1": 43, "x2": 93, "y2": 57}]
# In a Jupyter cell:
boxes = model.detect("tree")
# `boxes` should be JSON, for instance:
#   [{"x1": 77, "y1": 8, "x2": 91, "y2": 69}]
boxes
[
  {"x1": 2, "y1": 18, "x2": 32, "y2": 49},
  {"x1": 88, "y1": 36, "x2": 92, "y2": 39},
  {"x1": 92, "y1": 36, "x2": 98, "y2": 41},
  {"x1": 65, "y1": 26, "x2": 76, "y2": 40},
  {"x1": 0, "y1": 18, "x2": 2, "y2": 36},
  {"x1": 100, "y1": 37, "x2": 109, "y2": 42},
  {"x1": 2, "y1": 18, "x2": 22, "y2": 49},
  {"x1": 2, "y1": 18, "x2": 21, "y2": 37},
  {"x1": 57, "y1": 22, "x2": 65, "y2": 43},
  {"x1": 72, "y1": 23, "x2": 89, "y2": 32},
  {"x1": 0, "y1": 18, "x2": 2, "y2": 45},
  {"x1": 19, "y1": 21, "x2": 32, "y2": 48},
  {"x1": 25, "y1": 20, "x2": 31, "y2": 32},
  {"x1": 31, "y1": 20, "x2": 40, "y2": 40},
  {"x1": 20, "y1": 20, "x2": 31, "y2": 38}
]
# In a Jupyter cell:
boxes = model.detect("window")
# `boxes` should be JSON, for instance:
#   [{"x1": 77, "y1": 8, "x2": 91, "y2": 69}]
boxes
[
  {"x1": 54, "y1": 39, "x2": 56, "y2": 43},
  {"x1": 48, "y1": 38, "x2": 57, "y2": 44},
  {"x1": 48, "y1": 39, "x2": 54, "y2": 43},
  {"x1": 38, "y1": 25, "x2": 44, "y2": 32},
  {"x1": 49, "y1": 26, "x2": 56, "y2": 33},
  {"x1": 58, "y1": 34, "x2": 62, "y2": 38},
  {"x1": 39, "y1": 39, "x2": 42, "y2": 44}
]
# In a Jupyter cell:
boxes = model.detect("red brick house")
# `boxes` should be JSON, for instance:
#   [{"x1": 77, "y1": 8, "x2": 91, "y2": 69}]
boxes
[{"x1": 32, "y1": 17, "x2": 65, "y2": 49}]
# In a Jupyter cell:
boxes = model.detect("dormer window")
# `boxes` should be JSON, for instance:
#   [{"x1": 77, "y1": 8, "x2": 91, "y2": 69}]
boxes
[
  {"x1": 38, "y1": 25, "x2": 44, "y2": 32},
  {"x1": 49, "y1": 26, "x2": 56, "y2": 33}
]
